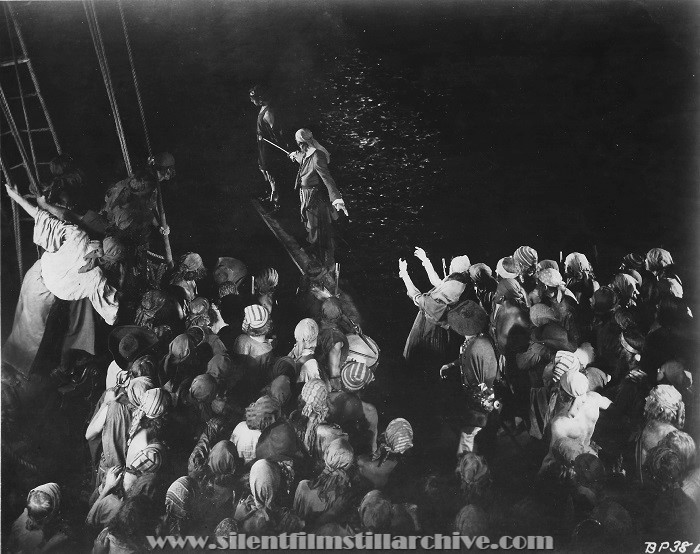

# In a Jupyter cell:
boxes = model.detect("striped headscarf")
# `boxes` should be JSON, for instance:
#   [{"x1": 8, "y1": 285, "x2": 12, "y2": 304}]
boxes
[
  {"x1": 513, "y1": 246, "x2": 538, "y2": 272},
  {"x1": 552, "y1": 350, "x2": 582, "y2": 383},
  {"x1": 129, "y1": 387, "x2": 167, "y2": 442},
  {"x1": 301, "y1": 379, "x2": 330, "y2": 453},
  {"x1": 341, "y1": 361, "x2": 374, "y2": 392},
  {"x1": 243, "y1": 304, "x2": 270, "y2": 333},
  {"x1": 165, "y1": 476, "x2": 195, "y2": 519},
  {"x1": 384, "y1": 418, "x2": 413, "y2": 455},
  {"x1": 310, "y1": 438, "x2": 354, "y2": 502},
  {"x1": 126, "y1": 376, "x2": 155, "y2": 407}
]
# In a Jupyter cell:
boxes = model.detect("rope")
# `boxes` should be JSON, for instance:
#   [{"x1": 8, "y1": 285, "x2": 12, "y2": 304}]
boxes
[
  {"x1": 83, "y1": 0, "x2": 132, "y2": 175},
  {"x1": 117, "y1": 0, "x2": 151, "y2": 157},
  {"x1": 0, "y1": 156, "x2": 24, "y2": 280}
]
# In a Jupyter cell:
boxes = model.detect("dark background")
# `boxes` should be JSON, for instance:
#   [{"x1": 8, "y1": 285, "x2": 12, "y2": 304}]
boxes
[{"x1": 2, "y1": 0, "x2": 699, "y2": 353}]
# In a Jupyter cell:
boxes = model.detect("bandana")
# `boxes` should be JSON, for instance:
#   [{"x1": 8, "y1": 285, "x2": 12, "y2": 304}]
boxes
[
  {"x1": 496, "y1": 256, "x2": 519, "y2": 279},
  {"x1": 612, "y1": 273, "x2": 638, "y2": 303},
  {"x1": 245, "y1": 395, "x2": 282, "y2": 431},
  {"x1": 190, "y1": 374, "x2": 218, "y2": 403},
  {"x1": 250, "y1": 459, "x2": 281, "y2": 510},
  {"x1": 78, "y1": 236, "x2": 126, "y2": 273},
  {"x1": 384, "y1": 418, "x2": 413, "y2": 454},
  {"x1": 207, "y1": 440, "x2": 238, "y2": 476},
  {"x1": 128, "y1": 387, "x2": 167, "y2": 441},
  {"x1": 645, "y1": 385, "x2": 685, "y2": 428},
  {"x1": 449, "y1": 255, "x2": 472, "y2": 275},
  {"x1": 513, "y1": 246, "x2": 538, "y2": 272},
  {"x1": 166, "y1": 476, "x2": 195, "y2": 519},
  {"x1": 27, "y1": 483, "x2": 61, "y2": 520},
  {"x1": 295, "y1": 128, "x2": 331, "y2": 164},
  {"x1": 646, "y1": 248, "x2": 674, "y2": 273},
  {"x1": 341, "y1": 361, "x2": 374, "y2": 391}
]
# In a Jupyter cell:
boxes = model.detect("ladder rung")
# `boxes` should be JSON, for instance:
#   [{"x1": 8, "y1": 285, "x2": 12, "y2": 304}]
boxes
[
  {"x1": 37, "y1": 162, "x2": 51, "y2": 165},
  {"x1": 0, "y1": 57, "x2": 29, "y2": 68},
  {"x1": 9, "y1": 93, "x2": 38, "y2": 100},
  {"x1": 21, "y1": 128, "x2": 50, "y2": 133},
  {"x1": 9, "y1": 163, "x2": 25, "y2": 170}
]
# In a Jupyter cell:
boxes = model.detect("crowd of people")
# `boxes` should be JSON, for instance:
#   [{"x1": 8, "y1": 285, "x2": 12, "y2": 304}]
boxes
[{"x1": 1, "y1": 138, "x2": 698, "y2": 553}]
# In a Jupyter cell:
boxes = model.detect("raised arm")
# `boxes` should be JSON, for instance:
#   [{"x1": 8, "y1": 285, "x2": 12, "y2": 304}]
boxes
[
  {"x1": 414, "y1": 247, "x2": 442, "y2": 287},
  {"x1": 398, "y1": 258, "x2": 421, "y2": 301},
  {"x1": 4, "y1": 183, "x2": 38, "y2": 220}
]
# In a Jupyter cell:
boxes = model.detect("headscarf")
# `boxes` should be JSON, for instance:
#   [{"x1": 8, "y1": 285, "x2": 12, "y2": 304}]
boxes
[
  {"x1": 250, "y1": 459, "x2": 281, "y2": 510},
  {"x1": 644, "y1": 385, "x2": 685, "y2": 428},
  {"x1": 165, "y1": 476, "x2": 195, "y2": 519},
  {"x1": 186, "y1": 297, "x2": 211, "y2": 328},
  {"x1": 126, "y1": 376, "x2": 155, "y2": 407},
  {"x1": 213, "y1": 257, "x2": 247, "y2": 298},
  {"x1": 537, "y1": 260, "x2": 559, "y2": 273},
  {"x1": 559, "y1": 370, "x2": 589, "y2": 418},
  {"x1": 245, "y1": 395, "x2": 281, "y2": 431},
  {"x1": 295, "y1": 128, "x2": 331, "y2": 164},
  {"x1": 301, "y1": 379, "x2": 330, "y2": 452},
  {"x1": 208, "y1": 440, "x2": 238, "y2": 476},
  {"x1": 552, "y1": 350, "x2": 582, "y2": 382},
  {"x1": 646, "y1": 248, "x2": 674, "y2": 273},
  {"x1": 172, "y1": 252, "x2": 206, "y2": 282},
  {"x1": 513, "y1": 246, "x2": 538, "y2": 272},
  {"x1": 537, "y1": 268, "x2": 564, "y2": 288},
  {"x1": 269, "y1": 356, "x2": 296, "y2": 381},
  {"x1": 448, "y1": 255, "x2": 471, "y2": 275},
  {"x1": 254, "y1": 267, "x2": 279, "y2": 295},
  {"x1": 214, "y1": 518, "x2": 239, "y2": 537},
  {"x1": 269, "y1": 375, "x2": 292, "y2": 406},
  {"x1": 359, "y1": 490, "x2": 393, "y2": 531},
  {"x1": 468, "y1": 263, "x2": 493, "y2": 285},
  {"x1": 611, "y1": 273, "x2": 638, "y2": 305},
  {"x1": 242, "y1": 304, "x2": 270, "y2": 334},
  {"x1": 190, "y1": 374, "x2": 218, "y2": 403},
  {"x1": 78, "y1": 236, "x2": 126, "y2": 273},
  {"x1": 494, "y1": 278, "x2": 527, "y2": 307},
  {"x1": 341, "y1": 361, "x2": 374, "y2": 392},
  {"x1": 496, "y1": 256, "x2": 519, "y2": 279},
  {"x1": 206, "y1": 354, "x2": 240, "y2": 387},
  {"x1": 310, "y1": 438, "x2": 354, "y2": 501},
  {"x1": 529, "y1": 303, "x2": 557, "y2": 327},
  {"x1": 129, "y1": 387, "x2": 167, "y2": 441},
  {"x1": 383, "y1": 418, "x2": 414, "y2": 455},
  {"x1": 294, "y1": 318, "x2": 319, "y2": 346},
  {"x1": 456, "y1": 453, "x2": 491, "y2": 500},
  {"x1": 454, "y1": 504, "x2": 489, "y2": 536},
  {"x1": 163, "y1": 334, "x2": 193, "y2": 378},
  {"x1": 27, "y1": 483, "x2": 61, "y2": 520},
  {"x1": 565, "y1": 252, "x2": 593, "y2": 279}
]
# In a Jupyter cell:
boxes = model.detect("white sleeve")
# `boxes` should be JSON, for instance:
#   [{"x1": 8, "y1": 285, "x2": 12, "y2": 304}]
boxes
[
  {"x1": 33, "y1": 209, "x2": 69, "y2": 252},
  {"x1": 89, "y1": 276, "x2": 120, "y2": 325}
]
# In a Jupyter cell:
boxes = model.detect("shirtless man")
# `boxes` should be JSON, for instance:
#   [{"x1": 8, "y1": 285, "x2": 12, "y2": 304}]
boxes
[{"x1": 250, "y1": 85, "x2": 282, "y2": 210}]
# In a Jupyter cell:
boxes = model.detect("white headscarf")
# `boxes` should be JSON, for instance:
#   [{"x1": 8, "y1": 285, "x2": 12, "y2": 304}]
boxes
[{"x1": 295, "y1": 128, "x2": 331, "y2": 164}]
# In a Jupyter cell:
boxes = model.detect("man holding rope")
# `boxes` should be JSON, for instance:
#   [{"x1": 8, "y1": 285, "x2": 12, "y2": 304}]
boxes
[{"x1": 289, "y1": 128, "x2": 349, "y2": 270}]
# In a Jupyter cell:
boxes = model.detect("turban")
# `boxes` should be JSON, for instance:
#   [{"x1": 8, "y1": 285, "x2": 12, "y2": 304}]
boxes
[
  {"x1": 245, "y1": 395, "x2": 281, "y2": 431},
  {"x1": 644, "y1": 385, "x2": 685, "y2": 428},
  {"x1": 27, "y1": 483, "x2": 61, "y2": 520},
  {"x1": 127, "y1": 376, "x2": 155, "y2": 407},
  {"x1": 341, "y1": 361, "x2": 374, "y2": 391},
  {"x1": 295, "y1": 128, "x2": 332, "y2": 164},
  {"x1": 208, "y1": 440, "x2": 239, "y2": 476},
  {"x1": 468, "y1": 263, "x2": 493, "y2": 285},
  {"x1": 384, "y1": 418, "x2": 413, "y2": 454},
  {"x1": 269, "y1": 375, "x2": 292, "y2": 406},
  {"x1": 448, "y1": 255, "x2": 471, "y2": 275},
  {"x1": 552, "y1": 350, "x2": 582, "y2": 382},
  {"x1": 206, "y1": 354, "x2": 240, "y2": 386},
  {"x1": 560, "y1": 370, "x2": 589, "y2": 398},
  {"x1": 591, "y1": 286, "x2": 618, "y2": 315},
  {"x1": 496, "y1": 256, "x2": 519, "y2": 279},
  {"x1": 537, "y1": 268, "x2": 564, "y2": 288},
  {"x1": 190, "y1": 374, "x2": 218, "y2": 403},
  {"x1": 564, "y1": 252, "x2": 592, "y2": 278},
  {"x1": 359, "y1": 490, "x2": 393, "y2": 531},
  {"x1": 243, "y1": 304, "x2": 269, "y2": 331},
  {"x1": 529, "y1": 303, "x2": 557, "y2": 327},
  {"x1": 301, "y1": 379, "x2": 329, "y2": 419},
  {"x1": 446, "y1": 300, "x2": 489, "y2": 337},
  {"x1": 494, "y1": 278, "x2": 527, "y2": 306},
  {"x1": 294, "y1": 318, "x2": 319, "y2": 344},
  {"x1": 454, "y1": 504, "x2": 489, "y2": 536},
  {"x1": 513, "y1": 246, "x2": 538, "y2": 272},
  {"x1": 646, "y1": 248, "x2": 673, "y2": 273},
  {"x1": 250, "y1": 459, "x2": 281, "y2": 509},
  {"x1": 166, "y1": 477, "x2": 195, "y2": 519},
  {"x1": 255, "y1": 267, "x2": 279, "y2": 295}
]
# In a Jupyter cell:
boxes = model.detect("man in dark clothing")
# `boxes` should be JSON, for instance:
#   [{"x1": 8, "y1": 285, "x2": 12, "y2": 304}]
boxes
[{"x1": 250, "y1": 85, "x2": 283, "y2": 210}]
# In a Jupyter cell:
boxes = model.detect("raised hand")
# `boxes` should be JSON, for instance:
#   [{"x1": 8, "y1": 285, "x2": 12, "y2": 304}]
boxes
[
  {"x1": 413, "y1": 247, "x2": 428, "y2": 262},
  {"x1": 398, "y1": 258, "x2": 408, "y2": 274}
]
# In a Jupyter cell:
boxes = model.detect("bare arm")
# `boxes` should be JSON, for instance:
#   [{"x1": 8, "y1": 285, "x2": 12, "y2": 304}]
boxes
[
  {"x1": 414, "y1": 247, "x2": 442, "y2": 287},
  {"x1": 4, "y1": 183, "x2": 38, "y2": 219},
  {"x1": 398, "y1": 259, "x2": 421, "y2": 300}
]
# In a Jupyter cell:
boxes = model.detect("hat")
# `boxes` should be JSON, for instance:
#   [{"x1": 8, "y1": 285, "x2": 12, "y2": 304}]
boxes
[
  {"x1": 537, "y1": 268, "x2": 563, "y2": 288},
  {"x1": 560, "y1": 370, "x2": 589, "y2": 398},
  {"x1": 152, "y1": 152, "x2": 175, "y2": 169},
  {"x1": 243, "y1": 304, "x2": 269, "y2": 330},
  {"x1": 341, "y1": 360, "x2": 375, "y2": 391},
  {"x1": 108, "y1": 326, "x2": 159, "y2": 370},
  {"x1": 496, "y1": 256, "x2": 519, "y2": 279},
  {"x1": 446, "y1": 300, "x2": 489, "y2": 336},
  {"x1": 346, "y1": 334, "x2": 380, "y2": 368}
]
